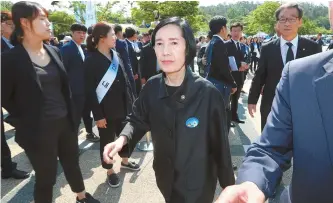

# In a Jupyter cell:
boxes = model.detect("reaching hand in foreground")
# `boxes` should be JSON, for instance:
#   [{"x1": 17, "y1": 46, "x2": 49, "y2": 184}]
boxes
[{"x1": 215, "y1": 182, "x2": 265, "y2": 203}]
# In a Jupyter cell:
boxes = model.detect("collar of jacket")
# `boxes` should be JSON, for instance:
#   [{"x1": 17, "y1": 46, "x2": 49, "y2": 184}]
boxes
[{"x1": 158, "y1": 66, "x2": 195, "y2": 103}]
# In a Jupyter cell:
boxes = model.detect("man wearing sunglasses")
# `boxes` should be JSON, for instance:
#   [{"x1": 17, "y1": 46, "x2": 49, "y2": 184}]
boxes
[{"x1": 247, "y1": 3, "x2": 321, "y2": 131}]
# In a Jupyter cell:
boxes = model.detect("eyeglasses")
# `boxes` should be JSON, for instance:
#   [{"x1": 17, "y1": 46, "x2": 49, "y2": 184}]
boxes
[
  {"x1": 2, "y1": 21, "x2": 14, "y2": 27},
  {"x1": 278, "y1": 17, "x2": 299, "y2": 24}
]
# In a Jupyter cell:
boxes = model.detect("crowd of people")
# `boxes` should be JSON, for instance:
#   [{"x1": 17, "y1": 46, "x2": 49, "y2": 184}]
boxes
[{"x1": 1, "y1": 1, "x2": 332, "y2": 203}]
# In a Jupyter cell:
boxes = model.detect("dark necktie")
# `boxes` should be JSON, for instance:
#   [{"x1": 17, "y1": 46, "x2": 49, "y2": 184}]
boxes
[
  {"x1": 236, "y1": 42, "x2": 241, "y2": 51},
  {"x1": 286, "y1": 42, "x2": 294, "y2": 64}
]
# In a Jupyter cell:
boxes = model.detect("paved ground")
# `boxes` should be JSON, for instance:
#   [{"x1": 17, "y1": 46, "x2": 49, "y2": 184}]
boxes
[{"x1": 1, "y1": 72, "x2": 293, "y2": 203}]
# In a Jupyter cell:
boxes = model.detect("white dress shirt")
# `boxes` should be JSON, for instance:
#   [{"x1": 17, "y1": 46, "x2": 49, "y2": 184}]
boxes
[
  {"x1": 280, "y1": 35, "x2": 298, "y2": 65},
  {"x1": 73, "y1": 40, "x2": 85, "y2": 61},
  {"x1": 213, "y1": 34, "x2": 228, "y2": 43}
]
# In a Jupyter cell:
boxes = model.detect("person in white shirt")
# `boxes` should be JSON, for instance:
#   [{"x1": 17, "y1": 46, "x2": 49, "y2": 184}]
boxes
[{"x1": 247, "y1": 2, "x2": 321, "y2": 132}]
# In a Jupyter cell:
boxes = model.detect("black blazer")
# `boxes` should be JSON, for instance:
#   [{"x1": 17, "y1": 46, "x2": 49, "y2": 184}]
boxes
[
  {"x1": 1, "y1": 44, "x2": 75, "y2": 149},
  {"x1": 250, "y1": 42, "x2": 261, "y2": 58},
  {"x1": 121, "y1": 68, "x2": 235, "y2": 202},
  {"x1": 84, "y1": 51, "x2": 135, "y2": 121},
  {"x1": 248, "y1": 37, "x2": 322, "y2": 112},
  {"x1": 1, "y1": 37, "x2": 11, "y2": 53},
  {"x1": 207, "y1": 38, "x2": 237, "y2": 88},
  {"x1": 226, "y1": 39, "x2": 245, "y2": 86},
  {"x1": 139, "y1": 43, "x2": 157, "y2": 81},
  {"x1": 116, "y1": 39, "x2": 136, "y2": 93},
  {"x1": 60, "y1": 40, "x2": 86, "y2": 96},
  {"x1": 125, "y1": 39, "x2": 139, "y2": 76}
]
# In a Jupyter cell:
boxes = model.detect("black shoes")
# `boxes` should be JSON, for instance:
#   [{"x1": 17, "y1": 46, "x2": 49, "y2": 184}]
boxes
[
  {"x1": 2, "y1": 168, "x2": 30, "y2": 179},
  {"x1": 107, "y1": 173, "x2": 120, "y2": 188},
  {"x1": 232, "y1": 119, "x2": 245, "y2": 124},
  {"x1": 76, "y1": 192, "x2": 100, "y2": 203},
  {"x1": 86, "y1": 132, "x2": 100, "y2": 142},
  {"x1": 121, "y1": 161, "x2": 141, "y2": 171}
]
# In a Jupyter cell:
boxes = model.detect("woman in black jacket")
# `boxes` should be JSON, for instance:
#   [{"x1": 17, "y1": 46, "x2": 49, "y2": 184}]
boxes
[
  {"x1": 103, "y1": 17, "x2": 235, "y2": 203},
  {"x1": 1, "y1": 2, "x2": 99, "y2": 203},
  {"x1": 84, "y1": 22, "x2": 140, "y2": 188},
  {"x1": 250, "y1": 37, "x2": 261, "y2": 72}
]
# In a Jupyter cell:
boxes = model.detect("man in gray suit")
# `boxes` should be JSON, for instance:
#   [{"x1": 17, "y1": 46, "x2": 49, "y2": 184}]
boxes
[{"x1": 217, "y1": 50, "x2": 333, "y2": 203}]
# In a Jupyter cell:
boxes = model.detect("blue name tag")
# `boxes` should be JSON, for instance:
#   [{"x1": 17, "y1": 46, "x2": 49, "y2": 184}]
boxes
[{"x1": 186, "y1": 117, "x2": 199, "y2": 128}]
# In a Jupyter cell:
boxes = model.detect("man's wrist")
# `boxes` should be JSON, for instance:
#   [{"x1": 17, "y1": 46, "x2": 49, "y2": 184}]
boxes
[{"x1": 117, "y1": 135, "x2": 128, "y2": 146}]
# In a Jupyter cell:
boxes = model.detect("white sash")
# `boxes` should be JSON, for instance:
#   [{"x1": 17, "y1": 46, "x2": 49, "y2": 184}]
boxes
[{"x1": 96, "y1": 49, "x2": 119, "y2": 103}]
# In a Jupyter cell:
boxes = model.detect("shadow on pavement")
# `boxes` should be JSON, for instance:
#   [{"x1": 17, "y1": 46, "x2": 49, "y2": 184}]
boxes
[
  {"x1": 92, "y1": 151, "x2": 148, "y2": 203},
  {"x1": 2, "y1": 140, "x2": 100, "y2": 202}
]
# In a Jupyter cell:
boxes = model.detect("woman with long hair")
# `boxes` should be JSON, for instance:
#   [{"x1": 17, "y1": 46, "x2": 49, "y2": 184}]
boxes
[
  {"x1": 103, "y1": 17, "x2": 235, "y2": 203},
  {"x1": 1, "y1": 2, "x2": 99, "y2": 203},
  {"x1": 84, "y1": 22, "x2": 140, "y2": 188}
]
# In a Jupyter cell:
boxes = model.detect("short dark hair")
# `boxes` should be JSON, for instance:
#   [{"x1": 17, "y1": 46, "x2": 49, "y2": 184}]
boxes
[
  {"x1": 11, "y1": 1, "x2": 48, "y2": 45},
  {"x1": 230, "y1": 22, "x2": 243, "y2": 31},
  {"x1": 125, "y1": 27, "x2": 136, "y2": 38},
  {"x1": 1, "y1": 11, "x2": 12, "y2": 22},
  {"x1": 114, "y1": 24, "x2": 122, "y2": 35},
  {"x1": 207, "y1": 31, "x2": 213, "y2": 39},
  {"x1": 275, "y1": 3, "x2": 303, "y2": 21},
  {"x1": 151, "y1": 17, "x2": 196, "y2": 67},
  {"x1": 209, "y1": 16, "x2": 228, "y2": 35},
  {"x1": 87, "y1": 25, "x2": 94, "y2": 35},
  {"x1": 148, "y1": 28, "x2": 154, "y2": 36},
  {"x1": 318, "y1": 33, "x2": 322, "y2": 36},
  {"x1": 70, "y1": 23, "x2": 87, "y2": 32}
]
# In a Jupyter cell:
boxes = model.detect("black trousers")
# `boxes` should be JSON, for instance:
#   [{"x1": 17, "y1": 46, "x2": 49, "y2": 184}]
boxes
[
  {"x1": 251, "y1": 57, "x2": 258, "y2": 72},
  {"x1": 98, "y1": 118, "x2": 130, "y2": 169},
  {"x1": 73, "y1": 95, "x2": 93, "y2": 134},
  {"x1": 231, "y1": 84, "x2": 243, "y2": 121},
  {"x1": 260, "y1": 107, "x2": 270, "y2": 132},
  {"x1": 23, "y1": 117, "x2": 85, "y2": 203},
  {"x1": 1, "y1": 110, "x2": 15, "y2": 174},
  {"x1": 135, "y1": 79, "x2": 142, "y2": 96}
]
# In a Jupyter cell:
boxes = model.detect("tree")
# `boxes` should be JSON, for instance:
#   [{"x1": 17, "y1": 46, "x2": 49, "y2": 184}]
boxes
[
  {"x1": 96, "y1": 2, "x2": 130, "y2": 24},
  {"x1": 316, "y1": 16, "x2": 330, "y2": 30},
  {"x1": 49, "y1": 11, "x2": 76, "y2": 36},
  {"x1": 131, "y1": 1, "x2": 207, "y2": 33},
  {"x1": 0, "y1": 1, "x2": 13, "y2": 11},
  {"x1": 69, "y1": 1, "x2": 86, "y2": 24},
  {"x1": 244, "y1": 2, "x2": 281, "y2": 35}
]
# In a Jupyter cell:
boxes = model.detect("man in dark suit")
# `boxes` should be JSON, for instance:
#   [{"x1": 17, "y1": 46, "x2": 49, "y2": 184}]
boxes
[
  {"x1": 206, "y1": 16, "x2": 238, "y2": 133},
  {"x1": 1, "y1": 11, "x2": 29, "y2": 180},
  {"x1": 139, "y1": 29, "x2": 161, "y2": 85},
  {"x1": 248, "y1": 3, "x2": 321, "y2": 131},
  {"x1": 125, "y1": 27, "x2": 141, "y2": 95},
  {"x1": 226, "y1": 23, "x2": 249, "y2": 124},
  {"x1": 61, "y1": 24, "x2": 99, "y2": 142},
  {"x1": 218, "y1": 50, "x2": 333, "y2": 203},
  {"x1": 114, "y1": 24, "x2": 136, "y2": 96},
  {"x1": 197, "y1": 32, "x2": 212, "y2": 77}
]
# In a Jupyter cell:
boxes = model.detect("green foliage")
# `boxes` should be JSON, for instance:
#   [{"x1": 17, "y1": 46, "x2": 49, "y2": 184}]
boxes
[
  {"x1": 49, "y1": 11, "x2": 76, "y2": 36},
  {"x1": 315, "y1": 16, "x2": 330, "y2": 30},
  {"x1": 0, "y1": 1, "x2": 13, "y2": 11},
  {"x1": 244, "y1": 2, "x2": 280, "y2": 35},
  {"x1": 131, "y1": 1, "x2": 207, "y2": 33},
  {"x1": 69, "y1": 1, "x2": 86, "y2": 24},
  {"x1": 299, "y1": 17, "x2": 332, "y2": 35},
  {"x1": 200, "y1": 1, "x2": 331, "y2": 35},
  {"x1": 96, "y1": 2, "x2": 130, "y2": 24}
]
